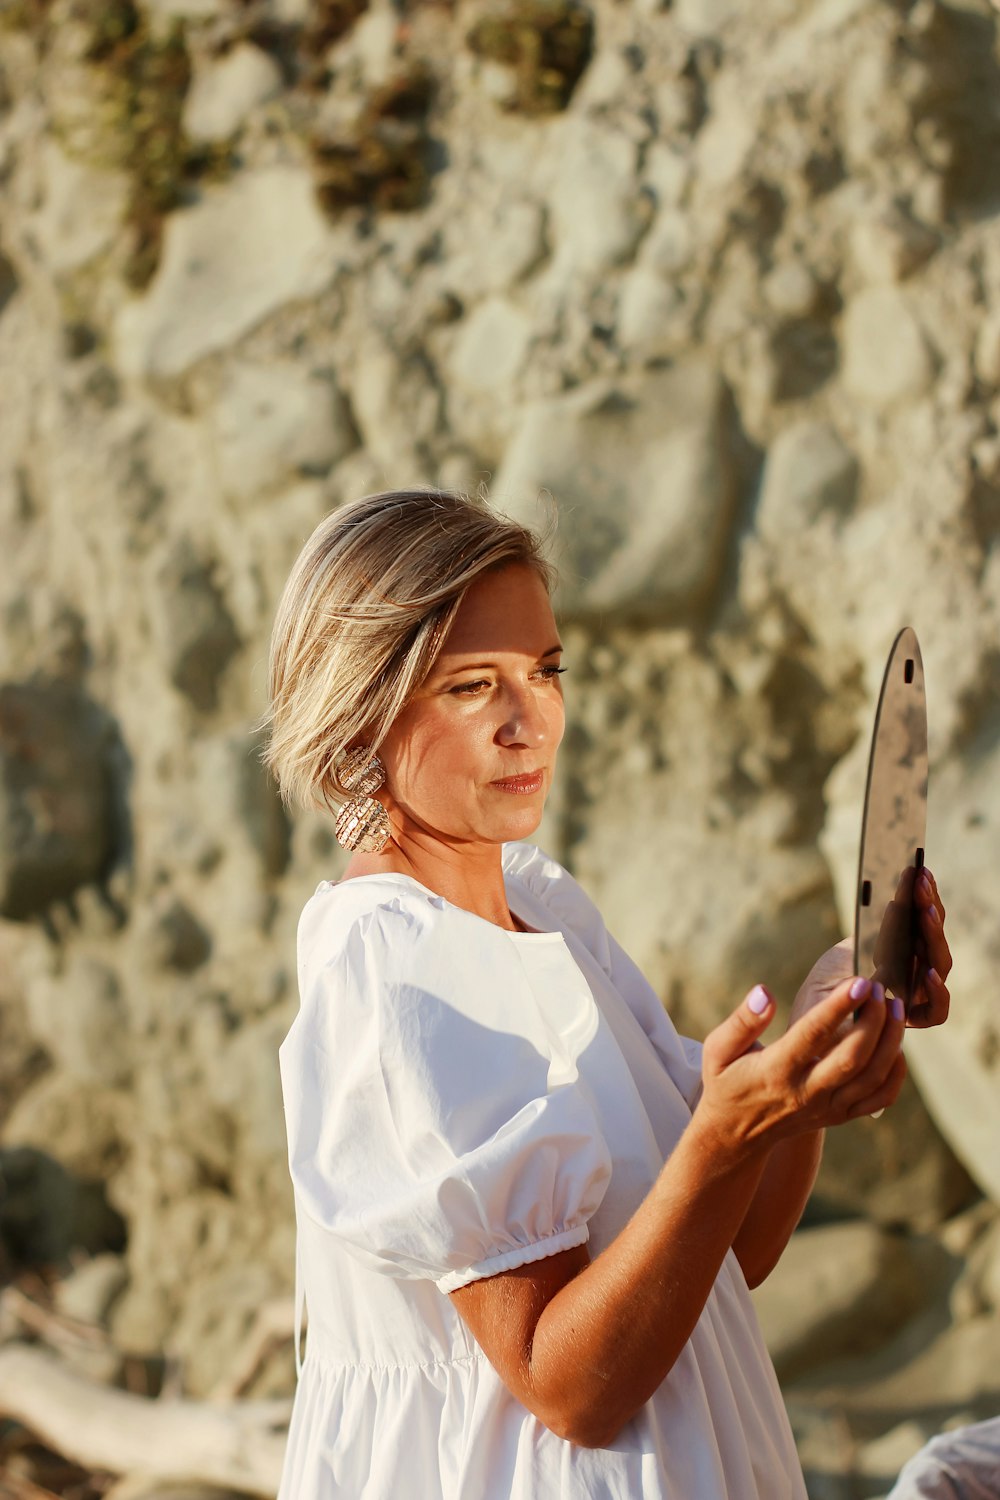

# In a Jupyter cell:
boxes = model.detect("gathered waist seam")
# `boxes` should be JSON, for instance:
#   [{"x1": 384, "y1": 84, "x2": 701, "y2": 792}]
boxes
[{"x1": 302, "y1": 1348, "x2": 489, "y2": 1377}]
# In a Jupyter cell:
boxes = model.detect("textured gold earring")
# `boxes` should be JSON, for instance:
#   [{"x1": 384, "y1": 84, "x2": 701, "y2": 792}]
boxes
[{"x1": 335, "y1": 747, "x2": 392, "y2": 853}]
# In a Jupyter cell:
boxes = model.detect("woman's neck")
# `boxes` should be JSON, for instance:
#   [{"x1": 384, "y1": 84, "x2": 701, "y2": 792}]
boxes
[{"x1": 342, "y1": 830, "x2": 521, "y2": 931}]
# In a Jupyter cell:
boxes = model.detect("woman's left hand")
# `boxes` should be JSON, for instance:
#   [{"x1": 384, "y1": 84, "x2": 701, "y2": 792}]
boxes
[
  {"x1": 789, "y1": 866, "x2": 951, "y2": 1029},
  {"x1": 908, "y1": 866, "x2": 952, "y2": 1028}
]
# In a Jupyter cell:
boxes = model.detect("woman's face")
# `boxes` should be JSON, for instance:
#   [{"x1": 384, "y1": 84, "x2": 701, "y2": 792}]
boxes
[{"x1": 378, "y1": 563, "x2": 565, "y2": 848}]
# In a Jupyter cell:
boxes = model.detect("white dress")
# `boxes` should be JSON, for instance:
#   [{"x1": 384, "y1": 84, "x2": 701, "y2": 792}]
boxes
[{"x1": 276, "y1": 841, "x2": 807, "y2": 1500}]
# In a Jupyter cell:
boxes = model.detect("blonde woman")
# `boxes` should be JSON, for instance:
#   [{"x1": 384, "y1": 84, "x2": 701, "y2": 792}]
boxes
[{"x1": 264, "y1": 489, "x2": 951, "y2": 1500}]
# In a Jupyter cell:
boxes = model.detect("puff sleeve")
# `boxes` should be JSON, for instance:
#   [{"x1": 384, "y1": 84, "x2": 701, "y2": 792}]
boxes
[{"x1": 278, "y1": 887, "x2": 613, "y2": 1294}]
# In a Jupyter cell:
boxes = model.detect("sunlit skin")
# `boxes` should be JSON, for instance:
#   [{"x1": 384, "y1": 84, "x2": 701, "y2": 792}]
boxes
[{"x1": 341, "y1": 563, "x2": 565, "y2": 931}]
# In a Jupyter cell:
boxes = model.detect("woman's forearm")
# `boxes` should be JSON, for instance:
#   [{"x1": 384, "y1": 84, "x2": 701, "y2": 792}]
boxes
[
  {"x1": 525, "y1": 1111, "x2": 770, "y2": 1447},
  {"x1": 732, "y1": 1129, "x2": 824, "y2": 1288}
]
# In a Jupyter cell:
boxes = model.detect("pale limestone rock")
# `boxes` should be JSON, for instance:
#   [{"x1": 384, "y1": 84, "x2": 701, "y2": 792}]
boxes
[
  {"x1": 24, "y1": 956, "x2": 130, "y2": 1087},
  {"x1": 0, "y1": 1073, "x2": 129, "y2": 1184},
  {"x1": 751, "y1": 1222, "x2": 947, "y2": 1382},
  {"x1": 29, "y1": 140, "x2": 127, "y2": 275},
  {"x1": 973, "y1": 311, "x2": 1000, "y2": 387},
  {"x1": 477, "y1": 59, "x2": 519, "y2": 107},
  {"x1": 842, "y1": 286, "x2": 933, "y2": 406},
  {"x1": 757, "y1": 420, "x2": 859, "y2": 544},
  {"x1": 674, "y1": 0, "x2": 743, "y2": 35},
  {"x1": 114, "y1": 171, "x2": 336, "y2": 379},
  {"x1": 575, "y1": 47, "x2": 631, "y2": 109},
  {"x1": 857, "y1": 1422, "x2": 929, "y2": 1489},
  {"x1": 848, "y1": 208, "x2": 938, "y2": 285},
  {"x1": 155, "y1": 540, "x2": 242, "y2": 712},
  {"x1": 144, "y1": 0, "x2": 220, "y2": 16},
  {"x1": 350, "y1": 3, "x2": 401, "y2": 88},
  {"x1": 449, "y1": 297, "x2": 533, "y2": 395},
  {"x1": 547, "y1": 120, "x2": 647, "y2": 274},
  {"x1": 815, "y1": 1072, "x2": 975, "y2": 1230},
  {"x1": 640, "y1": 207, "x2": 693, "y2": 276},
  {"x1": 616, "y1": 267, "x2": 682, "y2": 357},
  {"x1": 495, "y1": 362, "x2": 738, "y2": 619},
  {"x1": 979, "y1": 1223, "x2": 1000, "y2": 1312},
  {"x1": 182, "y1": 44, "x2": 282, "y2": 144},
  {"x1": 210, "y1": 360, "x2": 356, "y2": 497},
  {"x1": 642, "y1": 143, "x2": 692, "y2": 208},
  {"x1": 762, "y1": 261, "x2": 819, "y2": 319},
  {"x1": 695, "y1": 94, "x2": 757, "y2": 189},
  {"x1": 463, "y1": 199, "x2": 546, "y2": 295},
  {"x1": 349, "y1": 338, "x2": 441, "y2": 469}
]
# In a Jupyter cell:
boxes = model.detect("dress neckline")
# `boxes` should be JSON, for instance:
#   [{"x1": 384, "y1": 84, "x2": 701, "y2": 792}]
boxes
[{"x1": 325, "y1": 867, "x2": 565, "y2": 944}]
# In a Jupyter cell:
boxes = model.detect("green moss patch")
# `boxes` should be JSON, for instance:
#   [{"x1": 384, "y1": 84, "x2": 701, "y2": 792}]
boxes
[
  {"x1": 311, "y1": 62, "x2": 435, "y2": 215},
  {"x1": 466, "y1": 0, "x2": 593, "y2": 115}
]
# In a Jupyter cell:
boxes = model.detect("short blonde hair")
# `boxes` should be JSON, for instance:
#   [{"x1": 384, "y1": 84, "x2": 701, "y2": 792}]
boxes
[{"x1": 261, "y1": 489, "x2": 555, "y2": 813}]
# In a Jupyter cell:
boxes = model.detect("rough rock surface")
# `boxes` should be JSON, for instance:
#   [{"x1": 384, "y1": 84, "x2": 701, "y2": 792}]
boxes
[{"x1": 2, "y1": 0, "x2": 1000, "y2": 1488}]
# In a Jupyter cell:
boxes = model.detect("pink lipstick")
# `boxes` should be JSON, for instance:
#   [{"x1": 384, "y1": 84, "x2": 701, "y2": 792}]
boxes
[{"x1": 491, "y1": 771, "x2": 544, "y2": 794}]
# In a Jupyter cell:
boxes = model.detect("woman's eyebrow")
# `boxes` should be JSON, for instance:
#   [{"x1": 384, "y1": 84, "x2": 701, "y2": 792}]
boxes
[{"x1": 435, "y1": 643, "x2": 564, "y2": 675}]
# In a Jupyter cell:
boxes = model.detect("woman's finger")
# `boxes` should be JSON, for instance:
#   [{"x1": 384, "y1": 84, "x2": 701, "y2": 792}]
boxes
[
  {"x1": 918, "y1": 867, "x2": 946, "y2": 925},
  {"x1": 830, "y1": 991, "x2": 906, "y2": 1111},
  {"x1": 845, "y1": 1049, "x2": 908, "y2": 1120},
  {"x1": 777, "y1": 976, "x2": 876, "y2": 1079},
  {"x1": 907, "y1": 965, "x2": 951, "y2": 1029},
  {"x1": 702, "y1": 985, "x2": 776, "y2": 1075},
  {"x1": 804, "y1": 983, "x2": 889, "y2": 1097},
  {"x1": 918, "y1": 901, "x2": 952, "y2": 981}
]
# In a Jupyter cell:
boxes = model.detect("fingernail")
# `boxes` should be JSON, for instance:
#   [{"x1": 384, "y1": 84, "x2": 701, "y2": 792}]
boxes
[
  {"x1": 928, "y1": 967, "x2": 941, "y2": 986},
  {"x1": 928, "y1": 904, "x2": 940, "y2": 924},
  {"x1": 872, "y1": 981, "x2": 885, "y2": 1004},
  {"x1": 890, "y1": 996, "x2": 905, "y2": 1021},
  {"x1": 850, "y1": 977, "x2": 870, "y2": 1001},
  {"x1": 747, "y1": 985, "x2": 771, "y2": 1015}
]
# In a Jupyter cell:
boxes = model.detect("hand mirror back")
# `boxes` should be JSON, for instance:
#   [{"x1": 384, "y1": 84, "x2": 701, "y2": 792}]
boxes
[{"x1": 853, "y1": 627, "x2": 928, "y2": 1011}]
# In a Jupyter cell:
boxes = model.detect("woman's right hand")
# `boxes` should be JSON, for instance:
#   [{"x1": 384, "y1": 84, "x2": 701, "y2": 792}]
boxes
[{"x1": 697, "y1": 975, "x2": 907, "y2": 1151}]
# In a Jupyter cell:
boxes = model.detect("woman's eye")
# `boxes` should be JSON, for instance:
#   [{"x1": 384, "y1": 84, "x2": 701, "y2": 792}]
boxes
[
  {"x1": 537, "y1": 666, "x2": 567, "y2": 681},
  {"x1": 450, "y1": 679, "x2": 490, "y2": 696}
]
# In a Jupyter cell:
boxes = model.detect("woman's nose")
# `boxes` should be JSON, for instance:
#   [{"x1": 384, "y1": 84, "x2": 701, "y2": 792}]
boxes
[{"x1": 496, "y1": 690, "x2": 547, "y2": 747}]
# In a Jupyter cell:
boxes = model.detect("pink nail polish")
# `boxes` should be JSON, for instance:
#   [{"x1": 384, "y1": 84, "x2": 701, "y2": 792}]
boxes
[
  {"x1": 872, "y1": 981, "x2": 885, "y2": 1004},
  {"x1": 747, "y1": 985, "x2": 770, "y2": 1015},
  {"x1": 928, "y1": 967, "x2": 941, "y2": 986},
  {"x1": 889, "y1": 996, "x2": 905, "y2": 1021},
  {"x1": 928, "y1": 904, "x2": 940, "y2": 923},
  {"x1": 850, "y1": 978, "x2": 870, "y2": 1001}
]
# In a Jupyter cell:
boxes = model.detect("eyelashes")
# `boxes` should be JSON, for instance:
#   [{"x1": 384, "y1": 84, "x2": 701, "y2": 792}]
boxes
[{"x1": 449, "y1": 666, "x2": 567, "y2": 696}]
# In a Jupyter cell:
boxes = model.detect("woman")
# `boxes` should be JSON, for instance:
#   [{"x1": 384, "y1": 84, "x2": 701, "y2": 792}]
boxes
[{"x1": 264, "y1": 489, "x2": 951, "y2": 1499}]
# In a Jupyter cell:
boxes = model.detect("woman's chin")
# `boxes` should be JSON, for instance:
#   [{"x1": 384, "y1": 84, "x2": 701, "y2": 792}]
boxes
[{"x1": 493, "y1": 803, "x2": 546, "y2": 843}]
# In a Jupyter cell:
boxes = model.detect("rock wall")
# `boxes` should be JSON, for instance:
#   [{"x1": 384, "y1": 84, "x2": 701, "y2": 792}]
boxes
[{"x1": 1, "y1": 0, "x2": 1000, "y2": 1484}]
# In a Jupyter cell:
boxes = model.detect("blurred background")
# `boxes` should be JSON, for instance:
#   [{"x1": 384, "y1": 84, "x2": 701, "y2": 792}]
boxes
[{"x1": 1, "y1": 0, "x2": 999, "y2": 1495}]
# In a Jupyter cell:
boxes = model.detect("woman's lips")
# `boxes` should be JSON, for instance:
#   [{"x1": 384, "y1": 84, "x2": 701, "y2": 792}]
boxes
[{"x1": 491, "y1": 771, "x2": 544, "y2": 794}]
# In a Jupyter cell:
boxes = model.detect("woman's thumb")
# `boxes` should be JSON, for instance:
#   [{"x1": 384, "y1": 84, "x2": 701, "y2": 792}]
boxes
[{"x1": 703, "y1": 984, "x2": 775, "y2": 1073}]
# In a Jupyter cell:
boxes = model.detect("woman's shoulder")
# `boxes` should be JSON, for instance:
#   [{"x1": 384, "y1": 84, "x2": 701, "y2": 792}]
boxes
[
  {"x1": 297, "y1": 868, "x2": 521, "y2": 984},
  {"x1": 299, "y1": 872, "x2": 450, "y2": 960}
]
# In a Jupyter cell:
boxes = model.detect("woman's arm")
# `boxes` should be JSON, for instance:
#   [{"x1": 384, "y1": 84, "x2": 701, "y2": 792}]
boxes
[
  {"x1": 451, "y1": 975, "x2": 906, "y2": 1448},
  {"x1": 731, "y1": 1128, "x2": 825, "y2": 1288}
]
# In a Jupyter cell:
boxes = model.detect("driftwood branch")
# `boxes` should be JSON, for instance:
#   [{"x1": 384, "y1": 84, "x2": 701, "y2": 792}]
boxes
[
  {"x1": 0, "y1": 1344, "x2": 290, "y2": 1498},
  {"x1": 2, "y1": 1285, "x2": 110, "y2": 1351},
  {"x1": 210, "y1": 1297, "x2": 296, "y2": 1402}
]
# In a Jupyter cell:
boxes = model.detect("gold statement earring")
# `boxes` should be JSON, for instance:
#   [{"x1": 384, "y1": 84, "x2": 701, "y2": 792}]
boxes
[{"x1": 335, "y1": 747, "x2": 392, "y2": 853}]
